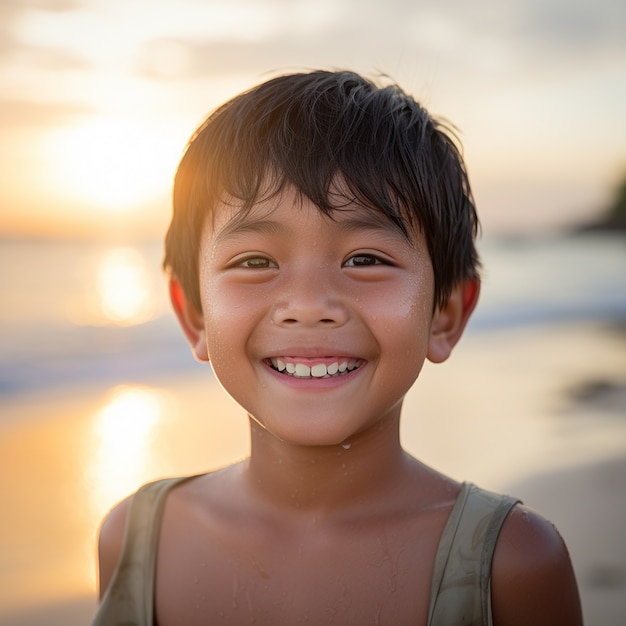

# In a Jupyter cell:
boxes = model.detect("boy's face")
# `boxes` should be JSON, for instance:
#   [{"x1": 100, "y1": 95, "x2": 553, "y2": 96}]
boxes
[{"x1": 173, "y1": 184, "x2": 474, "y2": 447}]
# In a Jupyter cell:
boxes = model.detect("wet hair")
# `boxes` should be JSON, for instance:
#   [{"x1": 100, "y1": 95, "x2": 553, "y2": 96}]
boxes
[{"x1": 164, "y1": 69, "x2": 480, "y2": 311}]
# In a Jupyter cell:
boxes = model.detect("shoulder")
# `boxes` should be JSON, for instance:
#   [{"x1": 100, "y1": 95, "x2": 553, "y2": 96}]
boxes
[
  {"x1": 97, "y1": 494, "x2": 133, "y2": 599},
  {"x1": 491, "y1": 504, "x2": 583, "y2": 626},
  {"x1": 97, "y1": 475, "x2": 209, "y2": 598}
]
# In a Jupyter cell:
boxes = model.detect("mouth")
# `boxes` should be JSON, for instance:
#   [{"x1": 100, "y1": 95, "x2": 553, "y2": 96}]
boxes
[{"x1": 267, "y1": 357, "x2": 364, "y2": 379}]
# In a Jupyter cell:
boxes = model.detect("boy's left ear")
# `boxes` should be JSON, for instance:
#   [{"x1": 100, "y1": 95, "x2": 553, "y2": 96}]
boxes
[{"x1": 427, "y1": 278, "x2": 479, "y2": 364}]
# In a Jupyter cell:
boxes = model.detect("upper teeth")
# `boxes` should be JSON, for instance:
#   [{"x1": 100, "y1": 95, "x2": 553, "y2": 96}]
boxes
[{"x1": 270, "y1": 358, "x2": 360, "y2": 378}]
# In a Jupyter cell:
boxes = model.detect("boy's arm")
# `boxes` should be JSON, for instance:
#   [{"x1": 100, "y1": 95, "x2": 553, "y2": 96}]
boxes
[
  {"x1": 491, "y1": 505, "x2": 583, "y2": 625},
  {"x1": 96, "y1": 496, "x2": 132, "y2": 599}
]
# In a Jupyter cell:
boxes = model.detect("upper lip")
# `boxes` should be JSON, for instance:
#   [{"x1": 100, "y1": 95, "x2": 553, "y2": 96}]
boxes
[{"x1": 264, "y1": 348, "x2": 362, "y2": 361}]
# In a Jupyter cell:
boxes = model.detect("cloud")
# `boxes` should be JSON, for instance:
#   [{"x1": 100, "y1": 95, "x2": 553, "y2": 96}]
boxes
[
  {"x1": 0, "y1": 0, "x2": 81, "y2": 57},
  {"x1": 516, "y1": 0, "x2": 626, "y2": 49}
]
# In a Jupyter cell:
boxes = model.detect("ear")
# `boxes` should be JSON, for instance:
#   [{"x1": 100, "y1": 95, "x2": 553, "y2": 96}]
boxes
[
  {"x1": 169, "y1": 277, "x2": 209, "y2": 362},
  {"x1": 427, "y1": 278, "x2": 479, "y2": 364}
]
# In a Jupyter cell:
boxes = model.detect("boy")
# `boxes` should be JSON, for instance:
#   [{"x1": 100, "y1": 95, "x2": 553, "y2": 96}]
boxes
[{"x1": 93, "y1": 70, "x2": 582, "y2": 625}]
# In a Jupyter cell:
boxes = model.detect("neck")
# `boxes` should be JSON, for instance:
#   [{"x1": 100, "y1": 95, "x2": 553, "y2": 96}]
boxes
[{"x1": 241, "y1": 415, "x2": 415, "y2": 518}]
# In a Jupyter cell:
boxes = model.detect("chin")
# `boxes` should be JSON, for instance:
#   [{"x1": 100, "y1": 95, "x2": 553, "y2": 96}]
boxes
[{"x1": 251, "y1": 416, "x2": 361, "y2": 449}]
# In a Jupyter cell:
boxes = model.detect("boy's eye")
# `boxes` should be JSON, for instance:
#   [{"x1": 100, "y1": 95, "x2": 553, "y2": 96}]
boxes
[
  {"x1": 237, "y1": 256, "x2": 276, "y2": 269},
  {"x1": 344, "y1": 254, "x2": 383, "y2": 267}
]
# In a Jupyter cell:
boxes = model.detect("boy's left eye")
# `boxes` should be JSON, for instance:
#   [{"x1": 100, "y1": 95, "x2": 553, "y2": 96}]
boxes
[{"x1": 343, "y1": 254, "x2": 384, "y2": 267}]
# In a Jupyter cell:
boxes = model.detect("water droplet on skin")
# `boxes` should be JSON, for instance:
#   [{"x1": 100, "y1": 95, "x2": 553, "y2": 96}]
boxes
[
  {"x1": 521, "y1": 510, "x2": 529, "y2": 522},
  {"x1": 232, "y1": 574, "x2": 239, "y2": 609},
  {"x1": 342, "y1": 443, "x2": 351, "y2": 450}
]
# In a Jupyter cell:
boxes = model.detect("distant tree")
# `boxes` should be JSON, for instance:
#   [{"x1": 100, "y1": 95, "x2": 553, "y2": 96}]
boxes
[
  {"x1": 607, "y1": 175, "x2": 626, "y2": 222},
  {"x1": 578, "y1": 173, "x2": 626, "y2": 232}
]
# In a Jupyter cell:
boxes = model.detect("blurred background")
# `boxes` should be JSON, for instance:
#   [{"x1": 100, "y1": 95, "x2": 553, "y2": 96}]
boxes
[{"x1": 0, "y1": 0, "x2": 625, "y2": 624}]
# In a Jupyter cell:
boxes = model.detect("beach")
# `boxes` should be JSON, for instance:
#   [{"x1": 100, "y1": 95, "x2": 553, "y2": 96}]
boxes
[{"x1": 1, "y1": 232, "x2": 625, "y2": 625}]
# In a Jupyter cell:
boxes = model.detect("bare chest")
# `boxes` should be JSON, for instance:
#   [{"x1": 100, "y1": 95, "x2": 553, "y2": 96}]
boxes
[{"x1": 155, "y1": 517, "x2": 440, "y2": 626}]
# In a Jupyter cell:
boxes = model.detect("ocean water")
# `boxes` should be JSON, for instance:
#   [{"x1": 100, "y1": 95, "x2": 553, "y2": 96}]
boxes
[{"x1": 1, "y1": 232, "x2": 625, "y2": 399}]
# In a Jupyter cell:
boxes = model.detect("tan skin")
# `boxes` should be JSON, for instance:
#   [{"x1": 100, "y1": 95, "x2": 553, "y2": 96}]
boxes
[{"x1": 98, "y1": 189, "x2": 582, "y2": 625}]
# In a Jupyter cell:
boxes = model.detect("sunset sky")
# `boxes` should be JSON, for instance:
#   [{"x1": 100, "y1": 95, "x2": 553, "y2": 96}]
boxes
[{"x1": 1, "y1": 0, "x2": 625, "y2": 238}]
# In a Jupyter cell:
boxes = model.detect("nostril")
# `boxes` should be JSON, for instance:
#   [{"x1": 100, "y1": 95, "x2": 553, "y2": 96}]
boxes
[{"x1": 271, "y1": 302, "x2": 349, "y2": 327}]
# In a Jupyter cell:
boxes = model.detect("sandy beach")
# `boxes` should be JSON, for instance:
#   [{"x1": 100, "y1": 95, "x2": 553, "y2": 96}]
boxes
[{"x1": 1, "y1": 320, "x2": 625, "y2": 625}]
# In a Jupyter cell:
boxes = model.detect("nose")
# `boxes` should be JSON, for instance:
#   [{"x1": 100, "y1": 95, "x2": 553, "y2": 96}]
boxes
[{"x1": 271, "y1": 273, "x2": 350, "y2": 328}]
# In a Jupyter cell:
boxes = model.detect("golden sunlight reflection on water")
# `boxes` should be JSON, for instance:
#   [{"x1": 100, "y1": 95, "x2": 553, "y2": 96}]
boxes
[
  {"x1": 70, "y1": 246, "x2": 159, "y2": 327},
  {"x1": 87, "y1": 385, "x2": 166, "y2": 524},
  {"x1": 81, "y1": 378, "x2": 248, "y2": 560},
  {"x1": 93, "y1": 247, "x2": 156, "y2": 325}
]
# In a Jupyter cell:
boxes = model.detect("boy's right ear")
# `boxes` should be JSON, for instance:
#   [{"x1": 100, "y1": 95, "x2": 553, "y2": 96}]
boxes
[{"x1": 169, "y1": 278, "x2": 209, "y2": 362}]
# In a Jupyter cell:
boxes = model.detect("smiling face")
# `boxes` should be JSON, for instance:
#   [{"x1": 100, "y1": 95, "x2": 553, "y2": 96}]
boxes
[{"x1": 172, "y1": 185, "x2": 476, "y2": 448}]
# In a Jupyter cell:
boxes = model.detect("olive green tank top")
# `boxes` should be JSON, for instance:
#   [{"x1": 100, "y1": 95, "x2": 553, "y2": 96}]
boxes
[{"x1": 92, "y1": 478, "x2": 519, "y2": 626}]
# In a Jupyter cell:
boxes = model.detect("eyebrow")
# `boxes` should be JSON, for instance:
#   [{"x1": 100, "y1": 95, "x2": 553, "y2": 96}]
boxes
[
  {"x1": 334, "y1": 215, "x2": 400, "y2": 234},
  {"x1": 333, "y1": 211, "x2": 414, "y2": 243},
  {"x1": 214, "y1": 217, "x2": 287, "y2": 244}
]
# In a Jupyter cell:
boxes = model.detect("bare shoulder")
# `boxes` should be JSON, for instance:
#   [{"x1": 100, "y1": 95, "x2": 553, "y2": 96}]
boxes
[
  {"x1": 97, "y1": 494, "x2": 133, "y2": 599},
  {"x1": 491, "y1": 504, "x2": 583, "y2": 626}
]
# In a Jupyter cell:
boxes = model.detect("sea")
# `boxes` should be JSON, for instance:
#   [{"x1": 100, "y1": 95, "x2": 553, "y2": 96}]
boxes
[{"x1": 1, "y1": 232, "x2": 625, "y2": 401}]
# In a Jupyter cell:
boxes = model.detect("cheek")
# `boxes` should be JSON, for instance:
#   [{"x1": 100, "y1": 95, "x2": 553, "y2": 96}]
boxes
[
  {"x1": 375, "y1": 272, "x2": 435, "y2": 372},
  {"x1": 203, "y1": 306, "x2": 235, "y2": 356},
  {"x1": 200, "y1": 282, "x2": 260, "y2": 382},
  {"x1": 376, "y1": 270, "x2": 434, "y2": 332}
]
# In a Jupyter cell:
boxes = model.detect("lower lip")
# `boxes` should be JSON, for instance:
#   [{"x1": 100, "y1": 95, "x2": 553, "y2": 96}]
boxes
[{"x1": 262, "y1": 361, "x2": 365, "y2": 389}]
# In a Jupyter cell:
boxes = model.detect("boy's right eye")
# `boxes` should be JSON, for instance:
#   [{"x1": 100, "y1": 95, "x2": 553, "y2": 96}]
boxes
[{"x1": 234, "y1": 256, "x2": 277, "y2": 269}]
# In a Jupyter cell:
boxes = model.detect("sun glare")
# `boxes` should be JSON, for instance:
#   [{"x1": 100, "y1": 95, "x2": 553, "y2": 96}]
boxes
[
  {"x1": 47, "y1": 116, "x2": 182, "y2": 213},
  {"x1": 88, "y1": 385, "x2": 166, "y2": 520},
  {"x1": 69, "y1": 246, "x2": 160, "y2": 327},
  {"x1": 95, "y1": 247, "x2": 155, "y2": 324}
]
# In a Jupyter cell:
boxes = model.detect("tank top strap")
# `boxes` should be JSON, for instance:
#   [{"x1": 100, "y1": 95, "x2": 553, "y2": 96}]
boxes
[
  {"x1": 426, "y1": 482, "x2": 520, "y2": 626},
  {"x1": 92, "y1": 475, "x2": 195, "y2": 626}
]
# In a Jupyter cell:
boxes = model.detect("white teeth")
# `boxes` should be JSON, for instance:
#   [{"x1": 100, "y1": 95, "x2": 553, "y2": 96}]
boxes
[
  {"x1": 294, "y1": 363, "x2": 311, "y2": 377},
  {"x1": 270, "y1": 358, "x2": 360, "y2": 378},
  {"x1": 310, "y1": 364, "x2": 327, "y2": 378},
  {"x1": 327, "y1": 362, "x2": 339, "y2": 375}
]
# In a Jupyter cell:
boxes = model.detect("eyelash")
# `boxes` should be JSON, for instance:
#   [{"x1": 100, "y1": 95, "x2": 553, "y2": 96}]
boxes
[{"x1": 343, "y1": 253, "x2": 386, "y2": 267}]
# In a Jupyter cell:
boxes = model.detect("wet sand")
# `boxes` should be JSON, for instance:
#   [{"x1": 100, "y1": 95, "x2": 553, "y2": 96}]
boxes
[{"x1": 1, "y1": 320, "x2": 624, "y2": 625}]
